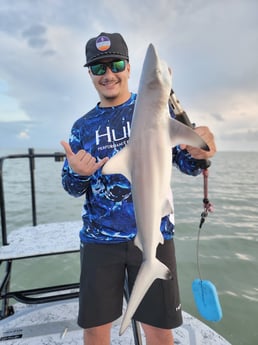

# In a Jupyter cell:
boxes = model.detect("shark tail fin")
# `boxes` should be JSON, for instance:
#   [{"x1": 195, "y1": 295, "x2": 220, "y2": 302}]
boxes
[{"x1": 119, "y1": 258, "x2": 171, "y2": 335}]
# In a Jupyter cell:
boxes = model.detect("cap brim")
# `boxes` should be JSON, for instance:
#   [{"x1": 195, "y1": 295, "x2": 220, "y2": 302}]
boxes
[{"x1": 84, "y1": 54, "x2": 129, "y2": 67}]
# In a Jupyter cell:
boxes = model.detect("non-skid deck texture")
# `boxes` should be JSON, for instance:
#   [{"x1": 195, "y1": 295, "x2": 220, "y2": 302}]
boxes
[
  {"x1": 0, "y1": 223, "x2": 231, "y2": 344},
  {"x1": 0, "y1": 300, "x2": 231, "y2": 345},
  {"x1": 0, "y1": 221, "x2": 81, "y2": 260}
]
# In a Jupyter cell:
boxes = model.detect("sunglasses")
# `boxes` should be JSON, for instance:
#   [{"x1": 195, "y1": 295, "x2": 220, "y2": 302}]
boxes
[{"x1": 89, "y1": 60, "x2": 127, "y2": 76}]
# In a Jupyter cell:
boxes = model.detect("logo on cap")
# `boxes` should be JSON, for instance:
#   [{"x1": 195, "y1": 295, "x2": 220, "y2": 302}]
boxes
[{"x1": 96, "y1": 36, "x2": 111, "y2": 52}]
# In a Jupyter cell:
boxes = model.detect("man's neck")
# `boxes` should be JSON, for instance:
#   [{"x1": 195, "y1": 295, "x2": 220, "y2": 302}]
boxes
[{"x1": 99, "y1": 91, "x2": 131, "y2": 108}]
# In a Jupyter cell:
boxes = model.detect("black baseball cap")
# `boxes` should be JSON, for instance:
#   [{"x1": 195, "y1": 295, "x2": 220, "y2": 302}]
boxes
[{"x1": 84, "y1": 32, "x2": 129, "y2": 67}]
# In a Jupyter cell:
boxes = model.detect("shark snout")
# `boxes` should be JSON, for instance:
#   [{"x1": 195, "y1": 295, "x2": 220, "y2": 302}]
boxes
[{"x1": 145, "y1": 43, "x2": 158, "y2": 65}]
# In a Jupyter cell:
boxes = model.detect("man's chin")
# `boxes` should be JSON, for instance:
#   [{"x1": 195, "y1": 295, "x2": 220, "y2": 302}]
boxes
[{"x1": 102, "y1": 91, "x2": 119, "y2": 101}]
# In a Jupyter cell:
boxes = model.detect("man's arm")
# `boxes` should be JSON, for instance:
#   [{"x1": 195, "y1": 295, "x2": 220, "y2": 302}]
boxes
[{"x1": 61, "y1": 140, "x2": 108, "y2": 197}]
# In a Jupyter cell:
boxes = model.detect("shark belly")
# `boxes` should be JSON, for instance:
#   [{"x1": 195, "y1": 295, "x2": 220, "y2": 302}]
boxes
[{"x1": 130, "y1": 135, "x2": 172, "y2": 254}]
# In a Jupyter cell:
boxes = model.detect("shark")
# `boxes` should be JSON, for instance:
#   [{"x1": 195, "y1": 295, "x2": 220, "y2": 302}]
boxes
[{"x1": 102, "y1": 43, "x2": 209, "y2": 334}]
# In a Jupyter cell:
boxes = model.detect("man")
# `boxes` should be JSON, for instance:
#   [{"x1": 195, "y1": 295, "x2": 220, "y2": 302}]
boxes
[{"x1": 61, "y1": 32, "x2": 216, "y2": 345}]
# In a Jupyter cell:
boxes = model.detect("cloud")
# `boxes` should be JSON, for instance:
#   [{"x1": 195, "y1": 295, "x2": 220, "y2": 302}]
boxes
[
  {"x1": 22, "y1": 24, "x2": 47, "y2": 48},
  {"x1": 17, "y1": 129, "x2": 30, "y2": 140},
  {"x1": 22, "y1": 24, "x2": 46, "y2": 38},
  {"x1": 0, "y1": 0, "x2": 257, "y2": 151},
  {"x1": 221, "y1": 128, "x2": 258, "y2": 142},
  {"x1": 210, "y1": 113, "x2": 224, "y2": 122},
  {"x1": 0, "y1": 79, "x2": 30, "y2": 122},
  {"x1": 0, "y1": 121, "x2": 31, "y2": 149}
]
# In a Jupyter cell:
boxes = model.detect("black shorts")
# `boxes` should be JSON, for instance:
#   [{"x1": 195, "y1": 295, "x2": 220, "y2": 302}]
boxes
[{"x1": 78, "y1": 239, "x2": 182, "y2": 329}]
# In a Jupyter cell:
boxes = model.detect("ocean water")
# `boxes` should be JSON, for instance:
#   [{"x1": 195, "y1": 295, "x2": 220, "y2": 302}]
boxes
[{"x1": 0, "y1": 150, "x2": 257, "y2": 345}]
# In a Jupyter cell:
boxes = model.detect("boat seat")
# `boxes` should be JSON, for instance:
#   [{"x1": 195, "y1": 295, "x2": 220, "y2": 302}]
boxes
[{"x1": 0, "y1": 221, "x2": 81, "y2": 261}]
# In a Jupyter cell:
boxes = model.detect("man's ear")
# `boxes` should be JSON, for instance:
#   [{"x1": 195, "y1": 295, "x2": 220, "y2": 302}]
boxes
[
  {"x1": 88, "y1": 68, "x2": 94, "y2": 80},
  {"x1": 127, "y1": 63, "x2": 131, "y2": 78}
]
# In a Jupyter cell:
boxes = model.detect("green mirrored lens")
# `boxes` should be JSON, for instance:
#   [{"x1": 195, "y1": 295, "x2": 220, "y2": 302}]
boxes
[
  {"x1": 90, "y1": 60, "x2": 126, "y2": 75},
  {"x1": 90, "y1": 64, "x2": 106, "y2": 75},
  {"x1": 111, "y1": 60, "x2": 126, "y2": 72}
]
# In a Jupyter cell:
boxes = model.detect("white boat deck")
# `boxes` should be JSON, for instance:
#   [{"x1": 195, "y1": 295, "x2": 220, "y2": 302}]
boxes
[
  {"x1": 0, "y1": 222, "x2": 231, "y2": 344},
  {"x1": 0, "y1": 299, "x2": 231, "y2": 345},
  {"x1": 0, "y1": 221, "x2": 81, "y2": 260}
]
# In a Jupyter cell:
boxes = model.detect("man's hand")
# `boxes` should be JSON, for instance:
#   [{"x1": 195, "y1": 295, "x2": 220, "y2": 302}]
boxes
[
  {"x1": 180, "y1": 126, "x2": 216, "y2": 160},
  {"x1": 61, "y1": 141, "x2": 109, "y2": 176}
]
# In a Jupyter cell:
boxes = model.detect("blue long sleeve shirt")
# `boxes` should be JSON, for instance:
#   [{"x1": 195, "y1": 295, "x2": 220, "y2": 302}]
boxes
[{"x1": 62, "y1": 93, "x2": 202, "y2": 244}]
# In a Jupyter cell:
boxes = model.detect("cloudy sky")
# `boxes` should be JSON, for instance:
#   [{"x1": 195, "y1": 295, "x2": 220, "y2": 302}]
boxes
[{"x1": 0, "y1": 0, "x2": 257, "y2": 152}]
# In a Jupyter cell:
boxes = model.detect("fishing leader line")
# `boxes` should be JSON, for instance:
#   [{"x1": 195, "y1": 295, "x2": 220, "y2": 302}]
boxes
[
  {"x1": 197, "y1": 168, "x2": 214, "y2": 280},
  {"x1": 169, "y1": 87, "x2": 222, "y2": 321}
]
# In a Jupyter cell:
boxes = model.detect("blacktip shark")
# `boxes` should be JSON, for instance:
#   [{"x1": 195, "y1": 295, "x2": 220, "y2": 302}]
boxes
[{"x1": 102, "y1": 43, "x2": 209, "y2": 334}]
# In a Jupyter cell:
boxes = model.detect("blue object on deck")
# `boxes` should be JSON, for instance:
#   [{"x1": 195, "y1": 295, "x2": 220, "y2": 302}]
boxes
[{"x1": 192, "y1": 279, "x2": 223, "y2": 322}]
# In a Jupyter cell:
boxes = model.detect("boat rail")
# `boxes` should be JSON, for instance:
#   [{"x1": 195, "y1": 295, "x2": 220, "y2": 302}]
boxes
[
  {"x1": 0, "y1": 148, "x2": 65, "y2": 245},
  {"x1": 0, "y1": 148, "x2": 142, "y2": 344},
  {"x1": 0, "y1": 149, "x2": 79, "y2": 313}
]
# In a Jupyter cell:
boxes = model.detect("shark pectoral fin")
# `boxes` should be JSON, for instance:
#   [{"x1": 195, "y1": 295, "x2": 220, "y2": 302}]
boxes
[
  {"x1": 161, "y1": 198, "x2": 173, "y2": 218},
  {"x1": 120, "y1": 259, "x2": 171, "y2": 335},
  {"x1": 168, "y1": 117, "x2": 209, "y2": 150},
  {"x1": 101, "y1": 145, "x2": 132, "y2": 182},
  {"x1": 159, "y1": 231, "x2": 164, "y2": 245}
]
